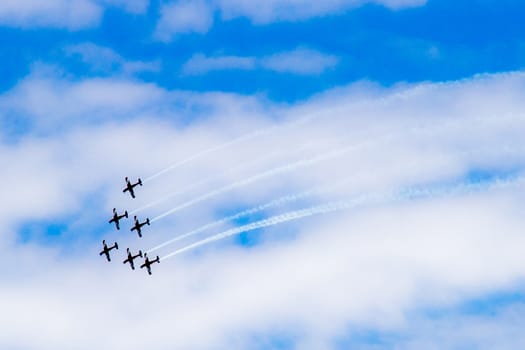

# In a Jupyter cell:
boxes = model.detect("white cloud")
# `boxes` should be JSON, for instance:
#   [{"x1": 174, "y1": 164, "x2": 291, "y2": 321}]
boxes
[
  {"x1": 383, "y1": 303, "x2": 525, "y2": 349},
  {"x1": 155, "y1": 0, "x2": 426, "y2": 40},
  {"x1": 66, "y1": 42, "x2": 161, "y2": 75},
  {"x1": 182, "y1": 54, "x2": 256, "y2": 75},
  {"x1": 0, "y1": 0, "x2": 149, "y2": 29},
  {"x1": 0, "y1": 0, "x2": 102, "y2": 29},
  {"x1": 217, "y1": 0, "x2": 426, "y2": 23},
  {"x1": 261, "y1": 48, "x2": 339, "y2": 75},
  {"x1": 0, "y1": 74, "x2": 166, "y2": 132},
  {"x1": 1, "y1": 70, "x2": 525, "y2": 349},
  {"x1": 182, "y1": 48, "x2": 338, "y2": 75},
  {"x1": 155, "y1": 0, "x2": 214, "y2": 41}
]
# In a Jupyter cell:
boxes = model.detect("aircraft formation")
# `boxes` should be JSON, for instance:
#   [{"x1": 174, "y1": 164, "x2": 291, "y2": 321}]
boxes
[{"x1": 99, "y1": 177, "x2": 160, "y2": 275}]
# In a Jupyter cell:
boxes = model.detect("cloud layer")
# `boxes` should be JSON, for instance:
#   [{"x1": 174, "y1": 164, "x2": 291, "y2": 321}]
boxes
[
  {"x1": 0, "y1": 0, "x2": 148, "y2": 29},
  {"x1": 181, "y1": 49, "x2": 339, "y2": 76},
  {"x1": 1, "y1": 68, "x2": 525, "y2": 349},
  {"x1": 155, "y1": 0, "x2": 426, "y2": 40}
]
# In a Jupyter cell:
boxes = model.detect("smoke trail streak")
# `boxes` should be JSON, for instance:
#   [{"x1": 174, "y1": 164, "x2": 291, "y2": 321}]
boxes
[
  {"x1": 142, "y1": 86, "x2": 520, "y2": 185},
  {"x1": 145, "y1": 111, "x2": 519, "y2": 214},
  {"x1": 147, "y1": 110, "x2": 505, "y2": 222},
  {"x1": 160, "y1": 175, "x2": 524, "y2": 260},
  {"x1": 140, "y1": 85, "x2": 426, "y2": 184},
  {"x1": 130, "y1": 140, "x2": 324, "y2": 215},
  {"x1": 146, "y1": 179, "x2": 351, "y2": 253},
  {"x1": 145, "y1": 112, "x2": 522, "y2": 222},
  {"x1": 150, "y1": 141, "x2": 369, "y2": 223},
  {"x1": 141, "y1": 90, "x2": 395, "y2": 184},
  {"x1": 148, "y1": 142, "x2": 525, "y2": 252},
  {"x1": 142, "y1": 112, "x2": 325, "y2": 183}
]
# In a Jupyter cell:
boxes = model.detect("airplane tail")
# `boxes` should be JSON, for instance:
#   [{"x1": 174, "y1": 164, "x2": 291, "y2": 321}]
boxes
[
  {"x1": 139, "y1": 250, "x2": 143, "y2": 257},
  {"x1": 115, "y1": 242, "x2": 119, "y2": 250},
  {"x1": 125, "y1": 211, "x2": 128, "y2": 218},
  {"x1": 138, "y1": 178, "x2": 143, "y2": 186},
  {"x1": 147, "y1": 218, "x2": 150, "y2": 225}
]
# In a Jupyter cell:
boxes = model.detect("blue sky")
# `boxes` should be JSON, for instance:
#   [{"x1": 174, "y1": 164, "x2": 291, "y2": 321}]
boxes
[
  {"x1": 1, "y1": 1, "x2": 525, "y2": 349},
  {"x1": 2, "y1": 0, "x2": 525, "y2": 101}
]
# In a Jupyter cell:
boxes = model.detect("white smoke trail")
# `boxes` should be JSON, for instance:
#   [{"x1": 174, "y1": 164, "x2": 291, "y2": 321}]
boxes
[
  {"x1": 146, "y1": 111, "x2": 520, "y2": 215},
  {"x1": 146, "y1": 179, "x2": 351, "y2": 253},
  {"x1": 148, "y1": 142, "x2": 525, "y2": 253},
  {"x1": 130, "y1": 140, "x2": 325, "y2": 215},
  {"x1": 160, "y1": 175, "x2": 524, "y2": 260},
  {"x1": 142, "y1": 83, "x2": 521, "y2": 185},
  {"x1": 142, "y1": 110, "x2": 328, "y2": 183},
  {"x1": 142, "y1": 131, "x2": 270, "y2": 183},
  {"x1": 150, "y1": 141, "x2": 369, "y2": 223},
  {"x1": 148, "y1": 111, "x2": 521, "y2": 223},
  {"x1": 141, "y1": 88, "x2": 400, "y2": 185}
]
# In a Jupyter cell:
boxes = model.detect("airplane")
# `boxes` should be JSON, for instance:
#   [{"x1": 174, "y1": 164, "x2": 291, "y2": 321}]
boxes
[
  {"x1": 123, "y1": 248, "x2": 143, "y2": 270},
  {"x1": 108, "y1": 208, "x2": 128, "y2": 230},
  {"x1": 131, "y1": 215, "x2": 150, "y2": 238},
  {"x1": 140, "y1": 253, "x2": 160, "y2": 275},
  {"x1": 123, "y1": 176, "x2": 142, "y2": 199},
  {"x1": 99, "y1": 240, "x2": 118, "y2": 262}
]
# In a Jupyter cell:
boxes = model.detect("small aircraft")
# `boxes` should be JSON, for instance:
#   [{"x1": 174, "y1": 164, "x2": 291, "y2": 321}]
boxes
[
  {"x1": 130, "y1": 215, "x2": 150, "y2": 238},
  {"x1": 123, "y1": 177, "x2": 142, "y2": 199},
  {"x1": 140, "y1": 253, "x2": 160, "y2": 275},
  {"x1": 123, "y1": 248, "x2": 143, "y2": 270},
  {"x1": 99, "y1": 240, "x2": 118, "y2": 262},
  {"x1": 108, "y1": 208, "x2": 128, "y2": 230}
]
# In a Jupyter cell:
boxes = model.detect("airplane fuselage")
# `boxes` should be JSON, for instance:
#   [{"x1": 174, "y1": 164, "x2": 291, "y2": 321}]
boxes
[
  {"x1": 123, "y1": 178, "x2": 142, "y2": 199},
  {"x1": 140, "y1": 256, "x2": 160, "y2": 275},
  {"x1": 109, "y1": 210, "x2": 128, "y2": 230},
  {"x1": 131, "y1": 218, "x2": 149, "y2": 237},
  {"x1": 123, "y1": 251, "x2": 143, "y2": 270},
  {"x1": 99, "y1": 241, "x2": 118, "y2": 262}
]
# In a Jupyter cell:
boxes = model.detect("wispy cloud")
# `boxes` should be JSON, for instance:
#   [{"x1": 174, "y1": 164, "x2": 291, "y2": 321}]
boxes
[
  {"x1": 0, "y1": 0, "x2": 149, "y2": 29},
  {"x1": 155, "y1": 0, "x2": 214, "y2": 41},
  {"x1": 155, "y1": 0, "x2": 426, "y2": 40},
  {"x1": 66, "y1": 43, "x2": 161, "y2": 75},
  {"x1": 217, "y1": 0, "x2": 427, "y2": 23},
  {"x1": 181, "y1": 54, "x2": 257, "y2": 75},
  {"x1": 260, "y1": 48, "x2": 339, "y2": 75},
  {"x1": 0, "y1": 0, "x2": 101, "y2": 29},
  {"x1": 182, "y1": 48, "x2": 339, "y2": 76}
]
